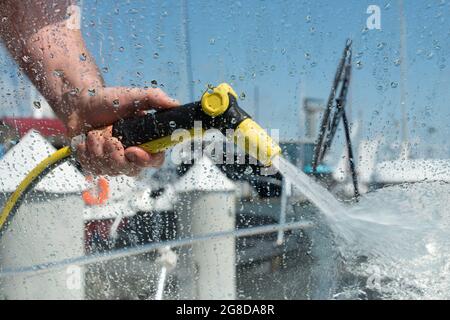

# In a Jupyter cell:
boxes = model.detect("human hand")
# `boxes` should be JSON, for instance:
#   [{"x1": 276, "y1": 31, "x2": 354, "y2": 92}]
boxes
[
  {"x1": 0, "y1": 3, "x2": 180, "y2": 176},
  {"x1": 67, "y1": 86, "x2": 179, "y2": 176}
]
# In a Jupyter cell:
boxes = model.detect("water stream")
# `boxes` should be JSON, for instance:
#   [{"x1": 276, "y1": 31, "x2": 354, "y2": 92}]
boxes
[{"x1": 274, "y1": 156, "x2": 450, "y2": 299}]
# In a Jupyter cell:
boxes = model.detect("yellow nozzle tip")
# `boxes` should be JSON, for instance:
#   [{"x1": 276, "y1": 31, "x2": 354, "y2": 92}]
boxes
[{"x1": 234, "y1": 119, "x2": 282, "y2": 167}]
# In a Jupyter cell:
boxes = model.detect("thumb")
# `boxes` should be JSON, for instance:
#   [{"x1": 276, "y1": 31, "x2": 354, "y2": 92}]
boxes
[{"x1": 99, "y1": 87, "x2": 180, "y2": 123}]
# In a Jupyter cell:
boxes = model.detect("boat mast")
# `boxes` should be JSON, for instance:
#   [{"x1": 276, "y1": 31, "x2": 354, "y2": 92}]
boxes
[
  {"x1": 181, "y1": 0, "x2": 194, "y2": 102},
  {"x1": 399, "y1": 0, "x2": 409, "y2": 156}
]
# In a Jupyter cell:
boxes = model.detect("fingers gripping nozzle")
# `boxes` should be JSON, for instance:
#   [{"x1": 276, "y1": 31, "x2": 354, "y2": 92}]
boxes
[{"x1": 112, "y1": 83, "x2": 281, "y2": 166}]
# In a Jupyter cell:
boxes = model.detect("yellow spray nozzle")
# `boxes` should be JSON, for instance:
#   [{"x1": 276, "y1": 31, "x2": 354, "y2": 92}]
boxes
[{"x1": 201, "y1": 83, "x2": 281, "y2": 166}]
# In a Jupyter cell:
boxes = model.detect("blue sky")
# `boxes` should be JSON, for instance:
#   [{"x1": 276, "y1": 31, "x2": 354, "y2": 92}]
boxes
[{"x1": 1, "y1": 0, "x2": 449, "y2": 157}]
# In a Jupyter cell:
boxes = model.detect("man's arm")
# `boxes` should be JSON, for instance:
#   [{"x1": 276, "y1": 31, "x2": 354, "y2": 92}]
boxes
[{"x1": 0, "y1": 0, "x2": 178, "y2": 175}]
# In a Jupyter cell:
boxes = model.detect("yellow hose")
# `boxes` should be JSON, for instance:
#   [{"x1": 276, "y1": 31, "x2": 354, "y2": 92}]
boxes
[{"x1": 0, "y1": 146, "x2": 72, "y2": 231}]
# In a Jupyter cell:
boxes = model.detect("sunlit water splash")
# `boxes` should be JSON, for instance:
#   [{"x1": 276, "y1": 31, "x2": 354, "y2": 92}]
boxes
[{"x1": 274, "y1": 156, "x2": 450, "y2": 299}]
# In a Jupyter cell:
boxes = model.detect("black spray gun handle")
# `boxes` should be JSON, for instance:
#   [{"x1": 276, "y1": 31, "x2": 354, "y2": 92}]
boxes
[{"x1": 112, "y1": 83, "x2": 281, "y2": 166}]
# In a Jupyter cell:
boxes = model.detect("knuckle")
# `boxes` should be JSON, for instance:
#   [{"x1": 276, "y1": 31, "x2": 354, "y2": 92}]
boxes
[
  {"x1": 111, "y1": 151, "x2": 126, "y2": 165},
  {"x1": 86, "y1": 131, "x2": 98, "y2": 142},
  {"x1": 87, "y1": 130, "x2": 96, "y2": 138},
  {"x1": 150, "y1": 87, "x2": 165, "y2": 98}
]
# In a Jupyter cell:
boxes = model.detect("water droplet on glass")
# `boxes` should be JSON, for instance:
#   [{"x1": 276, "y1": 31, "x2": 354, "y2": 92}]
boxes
[
  {"x1": 153, "y1": 52, "x2": 159, "y2": 59},
  {"x1": 304, "y1": 52, "x2": 311, "y2": 60},
  {"x1": 239, "y1": 92, "x2": 246, "y2": 100},
  {"x1": 305, "y1": 15, "x2": 312, "y2": 23},
  {"x1": 377, "y1": 42, "x2": 385, "y2": 50},
  {"x1": 113, "y1": 99, "x2": 120, "y2": 108},
  {"x1": 88, "y1": 88, "x2": 96, "y2": 96},
  {"x1": 169, "y1": 120, "x2": 176, "y2": 128},
  {"x1": 53, "y1": 70, "x2": 64, "y2": 77},
  {"x1": 69, "y1": 88, "x2": 80, "y2": 96},
  {"x1": 356, "y1": 60, "x2": 363, "y2": 69},
  {"x1": 102, "y1": 67, "x2": 109, "y2": 73},
  {"x1": 151, "y1": 80, "x2": 158, "y2": 88},
  {"x1": 33, "y1": 101, "x2": 41, "y2": 109},
  {"x1": 209, "y1": 38, "x2": 216, "y2": 45},
  {"x1": 391, "y1": 82, "x2": 398, "y2": 88},
  {"x1": 244, "y1": 166, "x2": 253, "y2": 175},
  {"x1": 393, "y1": 58, "x2": 401, "y2": 67},
  {"x1": 80, "y1": 53, "x2": 87, "y2": 61},
  {"x1": 119, "y1": 46, "x2": 125, "y2": 52}
]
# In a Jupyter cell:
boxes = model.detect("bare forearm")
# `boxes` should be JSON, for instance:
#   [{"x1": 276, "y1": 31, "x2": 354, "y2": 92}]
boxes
[
  {"x1": 0, "y1": 1, "x2": 178, "y2": 175},
  {"x1": 0, "y1": 0, "x2": 102, "y2": 129}
]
